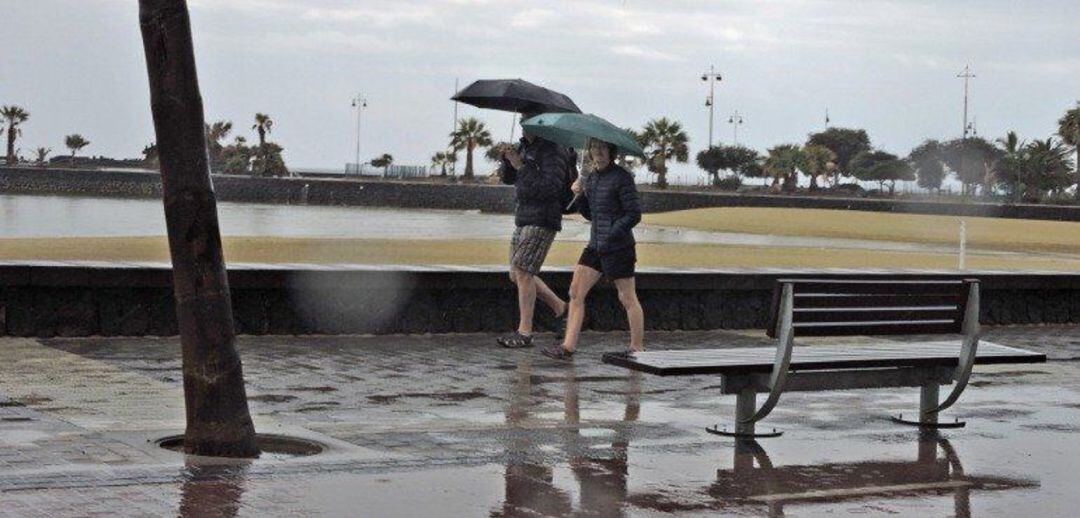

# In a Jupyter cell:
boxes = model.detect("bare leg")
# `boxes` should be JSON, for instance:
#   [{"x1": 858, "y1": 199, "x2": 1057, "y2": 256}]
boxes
[
  {"x1": 614, "y1": 277, "x2": 644, "y2": 352},
  {"x1": 514, "y1": 267, "x2": 538, "y2": 335},
  {"x1": 562, "y1": 264, "x2": 602, "y2": 352},
  {"x1": 534, "y1": 276, "x2": 567, "y2": 317}
]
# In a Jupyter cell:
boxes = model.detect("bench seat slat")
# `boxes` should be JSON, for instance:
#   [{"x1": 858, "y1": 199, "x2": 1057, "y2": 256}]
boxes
[
  {"x1": 601, "y1": 342, "x2": 1046, "y2": 377},
  {"x1": 794, "y1": 294, "x2": 964, "y2": 309},
  {"x1": 793, "y1": 309, "x2": 962, "y2": 323},
  {"x1": 780, "y1": 279, "x2": 964, "y2": 295},
  {"x1": 791, "y1": 322, "x2": 962, "y2": 336}
]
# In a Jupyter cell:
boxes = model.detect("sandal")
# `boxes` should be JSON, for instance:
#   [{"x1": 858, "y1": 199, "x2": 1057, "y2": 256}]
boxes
[
  {"x1": 541, "y1": 344, "x2": 575, "y2": 362},
  {"x1": 498, "y1": 332, "x2": 534, "y2": 349}
]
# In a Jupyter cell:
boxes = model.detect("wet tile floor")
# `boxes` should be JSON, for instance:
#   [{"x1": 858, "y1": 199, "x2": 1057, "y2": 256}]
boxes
[{"x1": 0, "y1": 326, "x2": 1078, "y2": 517}]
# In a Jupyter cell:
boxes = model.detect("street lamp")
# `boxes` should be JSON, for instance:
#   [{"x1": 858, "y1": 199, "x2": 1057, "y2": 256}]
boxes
[
  {"x1": 957, "y1": 65, "x2": 975, "y2": 139},
  {"x1": 702, "y1": 66, "x2": 722, "y2": 149},
  {"x1": 728, "y1": 111, "x2": 744, "y2": 146},
  {"x1": 350, "y1": 93, "x2": 367, "y2": 174}
]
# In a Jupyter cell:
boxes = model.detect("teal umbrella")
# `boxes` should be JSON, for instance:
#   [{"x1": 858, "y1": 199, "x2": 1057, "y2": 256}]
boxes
[{"x1": 521, "y1": 113, "x2": 645, "y2": 158}]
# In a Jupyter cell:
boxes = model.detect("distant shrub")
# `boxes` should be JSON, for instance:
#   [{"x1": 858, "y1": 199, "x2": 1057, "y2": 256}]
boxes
[
  {"x1": 833, "y1": 183, "x2": 867, "y2": 197},
  {"x1": 714, "y1": 175, "x2": 742, "y2": 191}
]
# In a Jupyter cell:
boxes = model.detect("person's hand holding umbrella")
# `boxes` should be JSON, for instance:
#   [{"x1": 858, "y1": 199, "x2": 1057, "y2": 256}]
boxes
[{"x1": 504, "y1": 146, "x2": 525, "y2": 170}]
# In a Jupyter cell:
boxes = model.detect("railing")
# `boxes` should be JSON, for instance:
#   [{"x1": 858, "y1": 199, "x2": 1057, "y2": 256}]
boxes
[{"x1": 344, "y1": 163, "x2": 429, "y2": 178}]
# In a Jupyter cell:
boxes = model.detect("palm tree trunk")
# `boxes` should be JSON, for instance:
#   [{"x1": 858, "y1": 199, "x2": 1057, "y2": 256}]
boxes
[
  {"x1": 5, "y1": 126, "x2": 14, "y2": 165},
  {"x1": 139, "y1": 0, "x2": 259, "y2": 458},
  {"x1": 465, "y1": 142, "x2": 475, "y2": 179},
  {"x1": 656, "y1": 145, "x2": 668, "y2": 189}
]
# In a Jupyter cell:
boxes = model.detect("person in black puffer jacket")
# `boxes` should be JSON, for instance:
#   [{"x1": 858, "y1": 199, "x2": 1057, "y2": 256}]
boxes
[
  {"x1": 495, "y1": 124, "x2": 576, "y2": 349},
  {"x1": 542, "y1": 138, "x2": 644, "y2": 361}
]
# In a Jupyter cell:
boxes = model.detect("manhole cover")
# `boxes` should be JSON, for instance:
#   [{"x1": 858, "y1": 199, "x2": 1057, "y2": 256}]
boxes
[{"x1": 157, "y1": 434, "x2": 324, "y2": 458}]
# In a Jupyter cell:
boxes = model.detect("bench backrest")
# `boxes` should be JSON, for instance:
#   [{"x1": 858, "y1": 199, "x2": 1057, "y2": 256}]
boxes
[{"x1": 766, "y1": 279, "x2": 978, "y2": 338}]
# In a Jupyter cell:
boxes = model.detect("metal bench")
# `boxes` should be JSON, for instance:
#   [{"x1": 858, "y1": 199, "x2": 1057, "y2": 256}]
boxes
[{"x1": 603, "y1": 279, "x2": 1046, "y2": 438}]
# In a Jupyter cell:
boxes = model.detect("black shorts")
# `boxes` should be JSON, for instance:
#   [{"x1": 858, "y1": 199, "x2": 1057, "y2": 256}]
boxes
[{"x1": 578, "y1": 246, "x2": 636, "y2": 280}]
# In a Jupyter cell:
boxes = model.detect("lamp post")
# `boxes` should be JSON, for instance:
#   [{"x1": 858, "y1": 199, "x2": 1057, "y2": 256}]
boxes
[
  {"x1": 957, "y1": 66, "x2": 975, "y2": 139},
  {"x1": 702, "y1": 66, "x2": 722, "y2": 149},
  {"x1": 728, "y1": 111, "x2": 744, "y2": 146},
  {"x1": 351, "y1": 93, "x2": 367, "y2": 175}
]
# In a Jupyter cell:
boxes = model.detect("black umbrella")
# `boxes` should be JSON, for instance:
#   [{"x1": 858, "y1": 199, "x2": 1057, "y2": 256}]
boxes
[{"x1": 451, "y1": 78, "x2": 582, "y2": 115}]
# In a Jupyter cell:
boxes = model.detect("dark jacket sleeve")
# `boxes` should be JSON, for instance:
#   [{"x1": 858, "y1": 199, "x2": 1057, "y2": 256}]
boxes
[
  {"x1": 577, "y1": 187, "x2": 591, "y2": 220},
  {"x1": 607, "y1": 174, "x2": 641, "y2": 245},
  {"x1": 498, "y1": 158, "x2": 517, "y2": 185},
  {"x1": 515, "y1": 147, "x2": 566, "y2": 202}
]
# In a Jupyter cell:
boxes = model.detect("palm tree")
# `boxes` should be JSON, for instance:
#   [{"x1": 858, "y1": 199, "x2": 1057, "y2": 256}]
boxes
[
  {"x1": 1057, "y1": 104, "x2": 1080, "y2": 198},
  {"x1": 431, "y1": 151, "x2": 457, "y2": 176},
  {"x1": 207, "y1": 120, "x2": 233, "y2": 144},
  {"x1": 449, "y1": 117, "x2": 492, "y2": 180},
  {"x1": 34, "y1": 147, "x2": 51, "y2": 166},
  {"x1": 764, "y1": 144, "x2": 805, "y2": 192},
  {"x1": 639, "y1": 118, "x2": 689, "y2": 189},
  {"x1": 802, "y1": 144, "x2": 837, "y2": 191},
  {"x1": 252, "y1": 113, "x2": 273, "y2": 148},
  {"x1": 2, "y1": 105, "x2": 30, "y2": 165},
  {"x1": 615, "y1": 127, "x2": 643, "y2": 171},
  {"x1": 1024, "y1": 137, "x2": 1073, "y2": 198},
  {"x1": 371, "y1": 153, "x2": 394, "y2": 177},
  {"x1": 205, "y1": 120, "x2": 233, "y2": 173},
  {"x1": 64, "y1": 134, "x2": 90, "y2": 157},
  {"x1": 996, "y1": 131, "x2": 1027, "y2": 201}
]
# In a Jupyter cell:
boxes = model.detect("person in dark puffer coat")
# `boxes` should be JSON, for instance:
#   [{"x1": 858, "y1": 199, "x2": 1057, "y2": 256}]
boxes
[
  {"x1": 542, "y1": 138, "x2": 644, "y2": 361},
  {"x1": 495, "y1": 122, "x2": 575, "y2": 349}
]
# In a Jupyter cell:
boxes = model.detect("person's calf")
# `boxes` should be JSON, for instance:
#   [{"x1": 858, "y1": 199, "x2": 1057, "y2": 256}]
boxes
[{"x1": 515, "y1": 271, "x2": 538, "y2": 335}]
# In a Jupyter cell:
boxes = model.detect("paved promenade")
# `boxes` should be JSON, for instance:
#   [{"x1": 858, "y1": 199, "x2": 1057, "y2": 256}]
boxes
[{"x1": 1, "y1": 326, "x2": 1078, "y2": 516}]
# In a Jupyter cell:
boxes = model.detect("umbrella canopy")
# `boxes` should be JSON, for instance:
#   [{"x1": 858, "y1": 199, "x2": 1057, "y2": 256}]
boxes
[
  {"x1": 452, "y1": 79, "x2": 581, "y2": 115},
  {"x1": 521, "y1": 113, "x2": 645, "y2": 158}
]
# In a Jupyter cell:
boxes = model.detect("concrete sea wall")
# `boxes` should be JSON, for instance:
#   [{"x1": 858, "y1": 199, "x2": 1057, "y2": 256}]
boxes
[
  {"x1": 4, "y1": 166, "x2": 1080, "y2": 220},
  {"x1": 2, "y1": 263, "x2": 1078, "y2": 337}
]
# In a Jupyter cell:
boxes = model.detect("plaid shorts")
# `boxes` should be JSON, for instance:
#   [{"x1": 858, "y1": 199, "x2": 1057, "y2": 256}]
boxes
[{"x1": 509, "y1": 225, "x2": 557, "y2": 275}]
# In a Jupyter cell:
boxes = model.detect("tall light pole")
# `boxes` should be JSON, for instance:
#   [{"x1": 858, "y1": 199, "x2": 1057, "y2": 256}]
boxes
[
  {"x1": 702, "y1": 66, "x2": 722, "y2": 149},
  {"x1": 728, "y1": 111, "x2": 744, "y2": 146},
  {"x1": 451, "y1": 78, "x2": 460, "y2": 176},
  {"x1": 351, "y1": 93, "x2": 367, "y2": 174},
  {"x1": 957, "y1": 65, "x2": 975, "y2": 139}
]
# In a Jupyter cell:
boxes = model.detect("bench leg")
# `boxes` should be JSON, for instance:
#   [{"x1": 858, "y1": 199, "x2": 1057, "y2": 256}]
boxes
[
  {"x1": 891, "y1": 383, "x2": 966, "y2": 429},
  {"x1": 706, "y1": 388, "x2": 783, "y2": 438},
  {"x1": 735, "y1": 388, "x2": 757, "y2": 435},
  {"x1": 920, "y1": 384, "x2": 940, "y2": 425}
]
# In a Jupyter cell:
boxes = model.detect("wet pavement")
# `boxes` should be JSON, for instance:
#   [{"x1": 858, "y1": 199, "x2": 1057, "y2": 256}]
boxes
[{"x1": 1, "y1": 326, "x2": 1078, "y2": 516}]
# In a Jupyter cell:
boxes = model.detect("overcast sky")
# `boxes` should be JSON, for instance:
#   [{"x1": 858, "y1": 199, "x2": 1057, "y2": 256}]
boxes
[{"x1": 3, "y1": 0, "x2": 1078, "y2": 181}]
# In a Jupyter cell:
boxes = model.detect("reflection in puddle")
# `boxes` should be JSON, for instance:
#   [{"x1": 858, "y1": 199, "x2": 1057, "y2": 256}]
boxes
[
  {"x1": 490, "y1": 361, "x2": 1038, "y2": 516},
  {"x1": 178, "y1": 460, "x2": 250, "y2": 518},
  {"x1": 630, "y1": 431, "x2": 1038, "y2": 515},
  {"x1": 493, "y1": 361, "x2": 642, "y2": 517}
]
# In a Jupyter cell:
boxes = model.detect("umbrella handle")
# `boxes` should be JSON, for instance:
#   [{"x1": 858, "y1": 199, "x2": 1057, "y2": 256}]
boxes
[{"x1": 566, "y1": 193, "x2": 581, "y2": 211}]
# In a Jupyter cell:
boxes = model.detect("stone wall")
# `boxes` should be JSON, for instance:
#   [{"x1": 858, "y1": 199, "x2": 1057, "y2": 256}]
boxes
[
  {"x1": 4, "y1": 166, "x2": 1080, "y2": 221},
  {"x1": 2, "y1": 263, "x2": 1078, "y2": 337}
]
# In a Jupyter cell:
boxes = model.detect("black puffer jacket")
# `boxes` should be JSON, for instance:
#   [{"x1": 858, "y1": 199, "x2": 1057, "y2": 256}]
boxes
[
  {"x1": 578, "y1": 163, "x2": 641, "y2": 254},
  {"x1": 499, "y1": 137, "x2": 573, "y2": 231}
]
